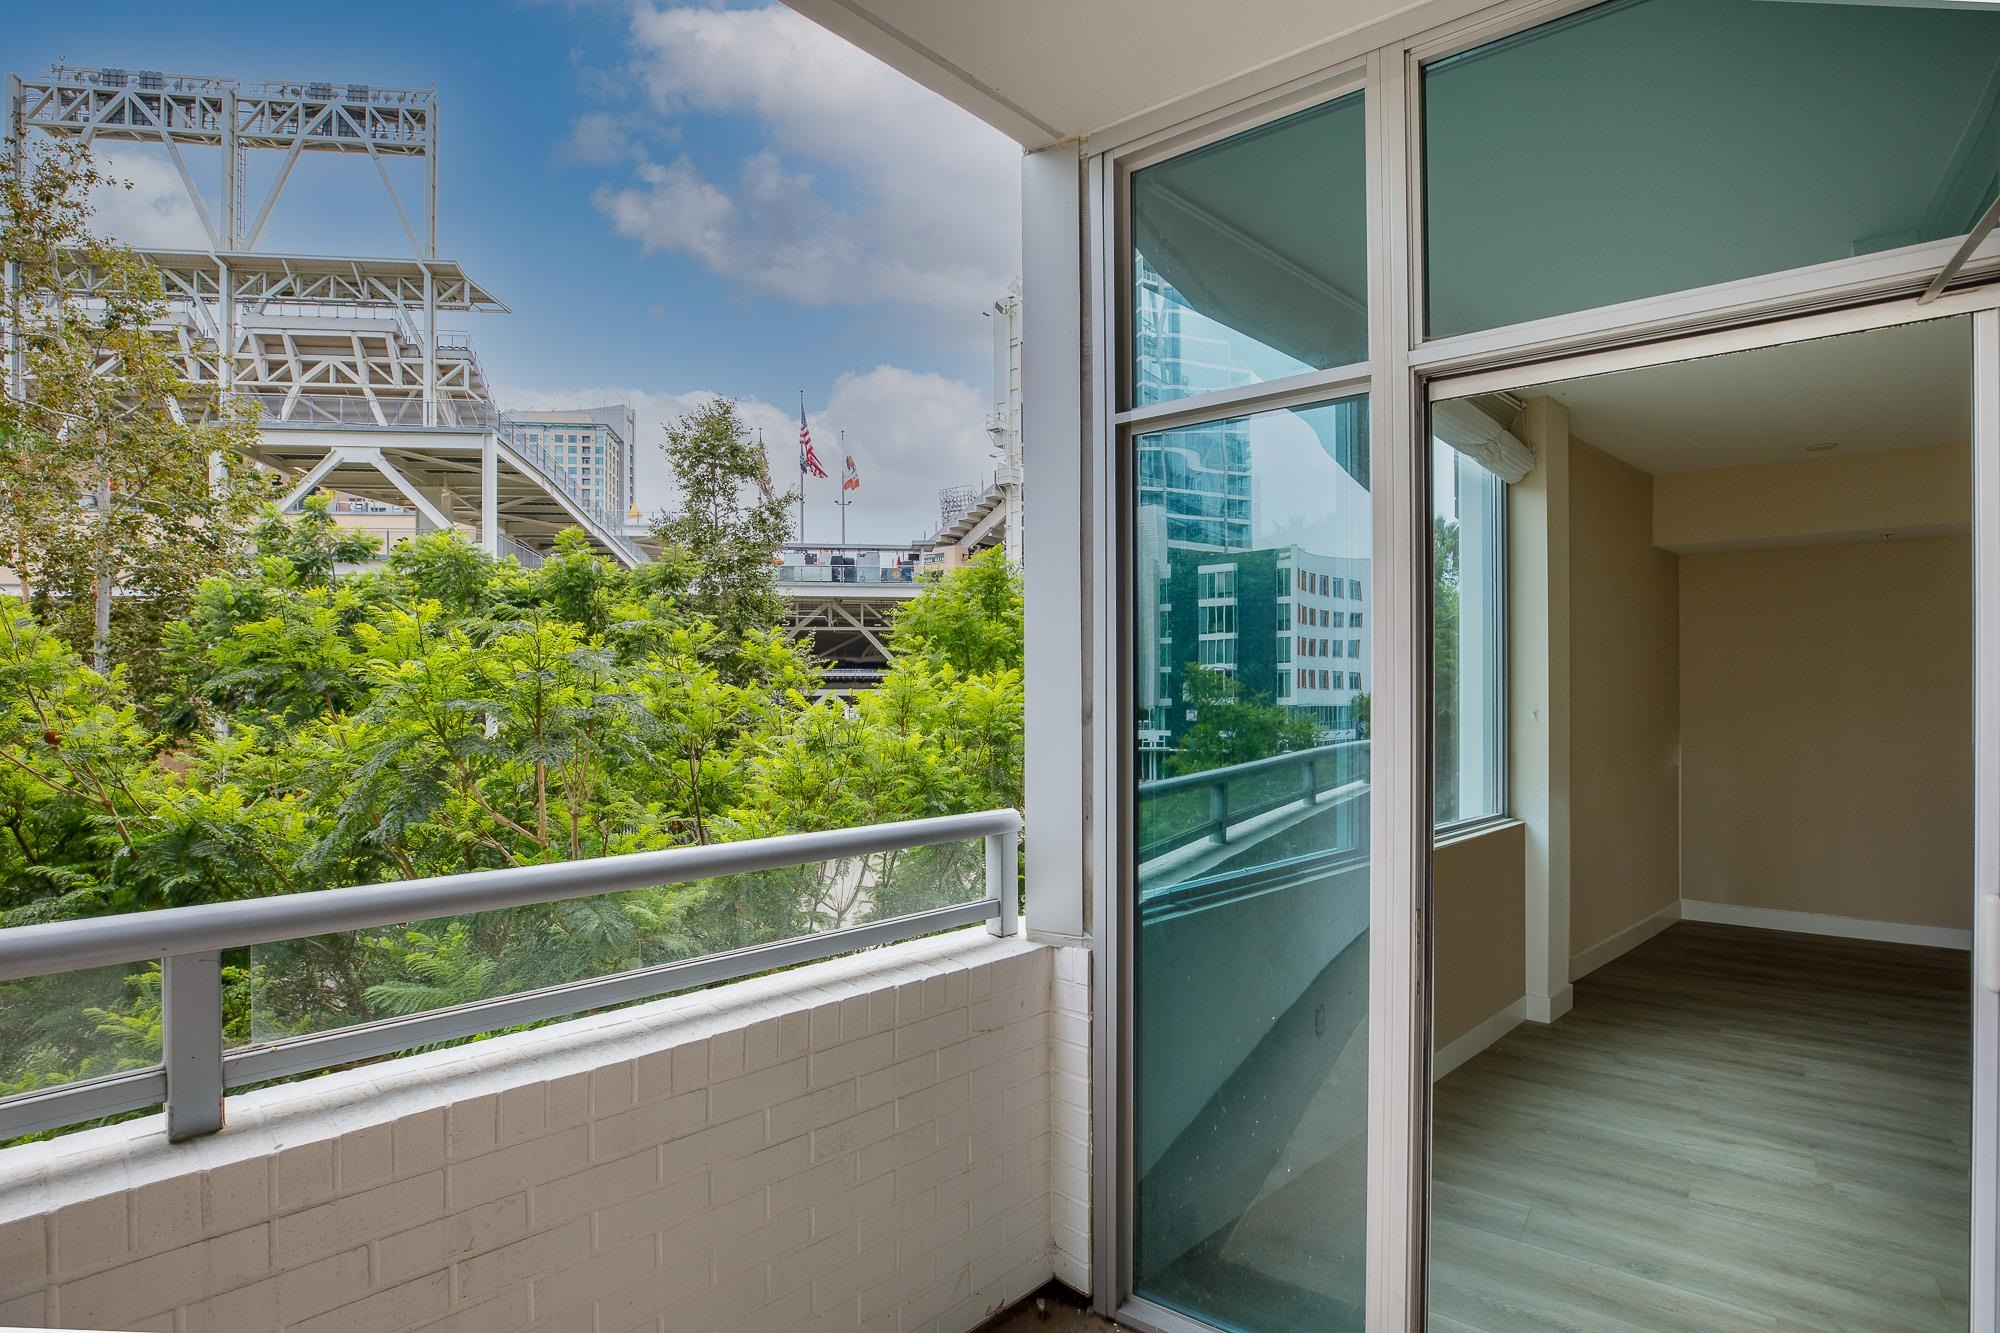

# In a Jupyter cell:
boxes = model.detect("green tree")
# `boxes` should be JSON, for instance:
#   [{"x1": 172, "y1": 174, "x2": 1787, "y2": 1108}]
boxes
[
  {"x1": 1167, "y1": 663, "x2": 1319, "y2": 776},
  {"x1": 250, "y1": 495, "x2": 381, "y2": 587},
  {"x1": 1433, "y1": 514, "x2": 1461, "y2": 822},
  {"x1": 891, "y1": 548, "x2": 1023, "y2": 675},
  {"x1": 0, "y1": 516, "x2": 1029, "y2": 1115},
  {"x1": 0, "y1": 138, "x2": 268, "y2": 682},
  {"x1": 650, "y1": 399, "x2": 793, "y2": 658}
]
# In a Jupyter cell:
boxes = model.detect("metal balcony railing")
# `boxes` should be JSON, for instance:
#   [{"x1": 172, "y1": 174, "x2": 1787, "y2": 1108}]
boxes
[{"x1": 0, "y1": 810, "x2": 1021, "y2": 1143}]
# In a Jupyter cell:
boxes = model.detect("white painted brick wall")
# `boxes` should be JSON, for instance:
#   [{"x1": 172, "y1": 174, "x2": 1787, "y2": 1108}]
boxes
[
  {"x1": 0, "y1": 929, "x2": 1091, "y2": 1333},
  {"x1": 1046, "y1": 946, "x2": 1091, "y2": 1293}
]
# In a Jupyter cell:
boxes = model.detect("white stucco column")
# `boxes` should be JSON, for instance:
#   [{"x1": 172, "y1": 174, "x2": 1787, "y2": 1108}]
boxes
[{"x1": 1021, "y1": 141, "x2": 1089, "y2": 943}]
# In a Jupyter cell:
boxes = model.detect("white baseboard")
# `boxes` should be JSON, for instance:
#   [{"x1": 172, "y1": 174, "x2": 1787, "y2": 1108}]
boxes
[
  {"x1": 1433, "y1": 998, "x2": 1526, "y2": 1081},
  {"x1": 1570, "y1": 901, "x2": 1684, "y2": 982},
  {"x1": 1679, "y1": 899, "x2": 1971, "y2": 951},
  {"x1": 1523, "y1": 986, "x2": 1572, "y2": 1024}
]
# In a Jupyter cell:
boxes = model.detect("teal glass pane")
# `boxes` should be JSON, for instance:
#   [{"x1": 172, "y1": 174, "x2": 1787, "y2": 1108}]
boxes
[
  {"x1": 1132, "y1": 397, "x2": 1371, "y2": 1330},
  {"x1": 1132, "y1": 94, "x2": 1368, "y2": 408},
  {"x1": 1423, "y1": 0, "x2": 2000, "y2": 338}
]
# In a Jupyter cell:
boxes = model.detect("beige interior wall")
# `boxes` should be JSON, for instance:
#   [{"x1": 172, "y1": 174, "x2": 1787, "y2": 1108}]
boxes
[
  {"x1": 1566, "y1": 439, "x2": 1683, "y2": 960},
  {"x1": 1432, "y1": 821, "x2": 1527, "y2": 1051},
  {"x1": 1680, "y1": 534, "x2": 1972, "y2": 929},
  {"x1": 1654, "y1": 441, "x2": 1970, "y2": 553}
]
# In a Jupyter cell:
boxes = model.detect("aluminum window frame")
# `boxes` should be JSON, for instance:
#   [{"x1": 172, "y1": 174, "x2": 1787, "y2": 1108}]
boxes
[{"x1": 1430, "y1": 430, "x2": 1510, "y2": 840}]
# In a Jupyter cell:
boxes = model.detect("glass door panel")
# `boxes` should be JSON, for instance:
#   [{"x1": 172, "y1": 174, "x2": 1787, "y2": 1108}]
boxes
[{"x1": 1132, "y1": 395, "x2": 1372, "y2": 1330}]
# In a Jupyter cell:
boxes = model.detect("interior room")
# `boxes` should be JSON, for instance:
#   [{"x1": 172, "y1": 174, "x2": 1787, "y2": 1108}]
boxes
[{"x1": 1427, "y1": 317, "x2": 1976, "y2": 1331}]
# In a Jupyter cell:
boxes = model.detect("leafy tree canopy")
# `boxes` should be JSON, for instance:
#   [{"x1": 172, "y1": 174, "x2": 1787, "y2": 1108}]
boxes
[{"x1": 0, "y1": 532, "x2": 1024, "y2": 1109}]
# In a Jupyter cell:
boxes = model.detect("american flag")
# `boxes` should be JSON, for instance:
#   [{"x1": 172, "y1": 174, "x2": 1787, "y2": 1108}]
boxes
[{"x1": 799, "y1": 403, "x2": 828, "y2": 479}]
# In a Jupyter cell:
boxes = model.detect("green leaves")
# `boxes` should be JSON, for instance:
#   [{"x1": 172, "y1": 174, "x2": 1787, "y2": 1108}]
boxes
[
  {"x1": 890, "y1": 548, "x2": 1024, "y2": 677},
  {"x1": 1, "y1": 499, "x2": 1030, "y2": 1119}
]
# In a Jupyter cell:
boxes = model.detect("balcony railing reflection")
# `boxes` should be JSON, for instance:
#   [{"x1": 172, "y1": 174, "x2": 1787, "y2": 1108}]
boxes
[{"x1": 1136, "y1": 740, "x2": 1370, "y2": 865}]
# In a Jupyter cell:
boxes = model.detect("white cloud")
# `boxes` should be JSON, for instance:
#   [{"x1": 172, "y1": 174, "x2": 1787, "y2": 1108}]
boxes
[
  {"x1": 498, "y1": 364, "x2": 994, "y2": 544},
  {"x1": 88, "y1": 147, "x2": 209, "y2": 250},
  {"x1": 565, "y1": 112, "x2": 643, "y2": 166},
  {"x1": 587, "y1": 4, "x2": 1020, "y2": 316}
]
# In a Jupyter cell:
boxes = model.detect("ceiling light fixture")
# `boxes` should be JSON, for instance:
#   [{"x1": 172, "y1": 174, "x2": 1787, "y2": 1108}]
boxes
[{"x1": 1804, "y1": 441, "x2": 1839, "y2": 452}]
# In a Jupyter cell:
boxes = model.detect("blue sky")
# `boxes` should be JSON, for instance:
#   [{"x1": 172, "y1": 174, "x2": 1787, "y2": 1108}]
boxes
[{"x1": 6, "y1": 0, "x2": 1022, "y2": 542}]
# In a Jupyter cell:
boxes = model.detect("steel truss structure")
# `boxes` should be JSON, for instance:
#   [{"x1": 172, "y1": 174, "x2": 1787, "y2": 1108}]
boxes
[
  {"x1": 779, "y1": 585, "x2": 922, "y2": 690},
  {"x1": 3, "y1": 64, "x2": 637, "y2": 565}
]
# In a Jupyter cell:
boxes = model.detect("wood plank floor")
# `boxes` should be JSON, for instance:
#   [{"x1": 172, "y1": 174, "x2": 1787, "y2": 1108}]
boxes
[{"x1": 1430, "y1": 922, "x2": 1971, "y2": 1333}]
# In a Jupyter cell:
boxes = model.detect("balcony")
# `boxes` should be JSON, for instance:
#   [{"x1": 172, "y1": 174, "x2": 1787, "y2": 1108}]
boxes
[{"x1": 0, "y1": 811, "x2": 1090, "y2": 1332}]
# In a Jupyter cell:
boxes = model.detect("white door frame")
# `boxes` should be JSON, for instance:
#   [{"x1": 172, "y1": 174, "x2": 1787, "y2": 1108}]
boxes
[{"x1": 1421, "y1": 287, "x2": 2000, "y2": 1333}]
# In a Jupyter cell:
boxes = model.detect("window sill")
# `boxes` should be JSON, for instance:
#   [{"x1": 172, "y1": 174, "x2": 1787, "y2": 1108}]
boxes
[{"x1": 1433, "y1": 815, "x2": 1521, "y2": 850}]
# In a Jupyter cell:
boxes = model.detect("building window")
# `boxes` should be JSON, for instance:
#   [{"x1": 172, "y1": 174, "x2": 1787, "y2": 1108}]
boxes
[
  {"x1": 1349, "y1": 672, "x2": 1362, "y2": 691},
  {"x1": 1433, "y1": 434, "x2": 1507, "y2": 829}
]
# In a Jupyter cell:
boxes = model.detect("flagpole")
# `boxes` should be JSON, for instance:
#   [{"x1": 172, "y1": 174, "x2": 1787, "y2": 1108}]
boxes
[
  {"x1": 836, "y1": 430, "x2": 849, "y2": 545},
  {"x1": 797, "y1": 390, "x2": 806, "y2": 547}
]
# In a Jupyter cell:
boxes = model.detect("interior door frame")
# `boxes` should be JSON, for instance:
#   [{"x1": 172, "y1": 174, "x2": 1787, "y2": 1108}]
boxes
[{"x1": 1416, "y1": 285, "x2": 2000, "y2": 1332}]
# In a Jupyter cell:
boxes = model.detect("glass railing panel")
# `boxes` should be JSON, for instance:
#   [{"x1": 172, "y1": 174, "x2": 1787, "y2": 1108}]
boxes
[
  {"x1": 0, "y1": 958, "x2": 164, "y2": 1103},
  {"x1": 246, "y1": 838, "x2": 987, "y2": 1044}
]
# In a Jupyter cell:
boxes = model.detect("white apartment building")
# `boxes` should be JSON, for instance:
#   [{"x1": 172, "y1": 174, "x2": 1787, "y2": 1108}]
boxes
[{"x1": 500, "y1": 406, "x2": 639, "y2": 528}]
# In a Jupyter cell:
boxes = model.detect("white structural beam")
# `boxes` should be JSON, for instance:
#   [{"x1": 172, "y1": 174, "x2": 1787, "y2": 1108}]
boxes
[
  {"x1": 276, "y1": 449, "x2": 346, "y2": 512},
  {"x1": 481, "y1": 434, "x2": 499, "y2": 557},
  {"x1": 1020, "y1": 142, "x2": 1088, "y2": 943},
  {"x1": 361, "y1": 448, "x2": 454, "y2": 533}
]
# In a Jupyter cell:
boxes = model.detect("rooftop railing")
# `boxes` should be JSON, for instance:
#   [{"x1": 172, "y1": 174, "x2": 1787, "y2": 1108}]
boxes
[
  {"x1": 0, "y1": 810, "x2": 1020, "y2": 1144},
  {"x1": 775, "y1": 562, "x2": 921, "y2": 585}
]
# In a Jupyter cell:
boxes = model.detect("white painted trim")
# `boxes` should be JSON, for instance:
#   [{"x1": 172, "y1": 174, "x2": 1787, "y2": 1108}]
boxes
[
  {"x1": 1523, "y1": 985, "x2": 1572, "y2": 1024},
  {"x1": 1970, "y1": 305, "x2": 2000, "y2": 1333},
  {"x1": 1680, "y1": 899, "x2": 1972, "y2": 951},
  {"x1": 1363, "y1": 41, "x2": 1426, "y2": 1333},
  {"x1": 1569, "y1": 901, "x2": 1682, "y2": 981},
  {"x1": 1432, "y1": 997, "x2": 1524, "y2": 1081},
  {"x1": 1426, "y1": 280, "x2": 2000, "y2": 400}
]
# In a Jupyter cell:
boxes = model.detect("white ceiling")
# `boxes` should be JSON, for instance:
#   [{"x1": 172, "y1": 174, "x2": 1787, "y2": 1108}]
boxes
[
  {"x1": 781, "y1": 0, "x2": 1420, "y2": 147},
  {"x1": 1506, "y1": 317, "x2": 1973, "y2": 475}
]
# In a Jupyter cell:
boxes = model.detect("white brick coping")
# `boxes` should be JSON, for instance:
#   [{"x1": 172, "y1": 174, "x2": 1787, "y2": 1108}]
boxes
[{"x1": 0, "y1": 927, "x2": 1088, "y2": 1333}]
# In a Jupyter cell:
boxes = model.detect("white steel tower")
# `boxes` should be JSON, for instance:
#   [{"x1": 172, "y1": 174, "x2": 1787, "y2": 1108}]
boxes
[{"x1": 4, "y1": 66, "x2": 642, "y2": 566}]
